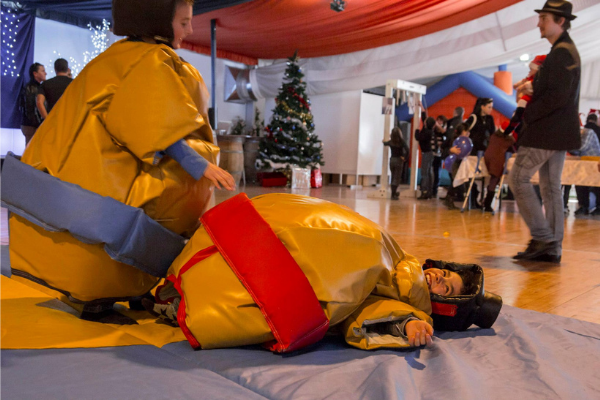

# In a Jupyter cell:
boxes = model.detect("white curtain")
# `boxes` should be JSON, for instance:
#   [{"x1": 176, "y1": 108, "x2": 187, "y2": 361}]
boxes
[{"x1": 250, "y1": 0, "x2": 600, "y2": 99}]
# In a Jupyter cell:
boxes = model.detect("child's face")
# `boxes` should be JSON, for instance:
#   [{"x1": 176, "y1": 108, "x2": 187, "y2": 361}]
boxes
[
  {"x1": 527, "y1": 65, "x2": 539, "y2": 78},
  {"x1": 172, "y1": 2, "x2": 194, "y2": 49},
  {"x1": 424, "y1": 268, "x2": 464, "y2": 296}
]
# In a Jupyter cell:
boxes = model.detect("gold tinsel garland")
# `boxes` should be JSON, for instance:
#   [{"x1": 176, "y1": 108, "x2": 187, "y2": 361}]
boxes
[{"x1": 279, "y1": 100, "x2": 314, "y2": 124}]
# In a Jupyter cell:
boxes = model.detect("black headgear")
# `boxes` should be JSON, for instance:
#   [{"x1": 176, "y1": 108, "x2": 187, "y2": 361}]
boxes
[
  {"x1": 423, "y1": 259, "x2": 503, "y2": 331},
  {"x1": 112, "y1": 0, "x2": 177, "y2": 45}
]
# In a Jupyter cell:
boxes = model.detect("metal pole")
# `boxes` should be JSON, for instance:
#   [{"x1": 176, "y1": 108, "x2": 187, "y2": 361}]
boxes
[
  {"x1": 409, "y1": 93, "x2": 422, "y2": 196},
  {"x1": 210, "y1": 19, "x2": 217, "y2": 130},
  {"x1": 380, "y1": 82, "x2": 394, "y2": 194}
]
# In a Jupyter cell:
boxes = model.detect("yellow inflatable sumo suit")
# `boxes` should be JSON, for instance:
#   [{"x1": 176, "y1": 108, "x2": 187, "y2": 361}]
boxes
[
  {"x1": 7, "y1": 39, "x2": 217, "y2": 305},
  {"x1": 166, "y1": 193, "x2": 433, "y2": 351}
]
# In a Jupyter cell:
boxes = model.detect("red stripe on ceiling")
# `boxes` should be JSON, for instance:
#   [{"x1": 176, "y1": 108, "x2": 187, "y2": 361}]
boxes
[{"x1": 184, "y1": 0, "x2": 522, "y2": 62}]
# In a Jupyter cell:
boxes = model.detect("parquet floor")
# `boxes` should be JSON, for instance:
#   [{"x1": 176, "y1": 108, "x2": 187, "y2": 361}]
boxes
[{"x1": 2, "y1": 184, "x2": 599, "y2": 324}]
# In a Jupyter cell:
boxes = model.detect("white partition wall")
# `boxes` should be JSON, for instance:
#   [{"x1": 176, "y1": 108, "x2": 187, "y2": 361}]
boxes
[
  {"x1": 308, "y1": 90, "x2": 362, "y2": 175},
  {"x1": 357, "y1": 92, "x2": 385, "y2": 176}
]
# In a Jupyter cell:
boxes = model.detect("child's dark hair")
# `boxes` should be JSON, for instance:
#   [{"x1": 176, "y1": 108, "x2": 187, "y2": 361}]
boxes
[
  {"x1": 454, "y1": 268, "x2": 478, "y2": 295},
  {"x1": 436, "y1": 115, "x2": 448, "y2": 125},
  {"x1": 455, "y1": 122, "x2": 470, "y2": 136},
  {"x1": 425, "y1": 117, "x2": 436, "y2": 129}
]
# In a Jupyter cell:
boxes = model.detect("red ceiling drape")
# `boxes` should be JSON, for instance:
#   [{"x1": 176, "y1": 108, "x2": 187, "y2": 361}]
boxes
[{"x1": 183, "y1": 0, "x2": 522, "y2": 64}]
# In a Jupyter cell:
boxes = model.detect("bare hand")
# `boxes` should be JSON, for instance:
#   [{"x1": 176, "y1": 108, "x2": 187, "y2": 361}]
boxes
[
  {"x1": 203, "y1": 163, "x2": 236, "y2": 190},
  {"x1": 406, "y1": 320, "x2": 434, "y2": 347},
  {"x1": 450, "y1": 146, "x2": 461, "y2": 155}
]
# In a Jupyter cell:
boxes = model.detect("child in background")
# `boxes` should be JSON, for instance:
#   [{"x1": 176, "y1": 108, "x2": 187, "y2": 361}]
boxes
[
  {"x1": 442, "y1": 123, "x2": 471, "y2": 209},
  {"x1": 383, "y1": 127, "x2": 410, "y2": 200},
  {"x1": 504, "y1": 55, "x2": 547, "y2": 139}
]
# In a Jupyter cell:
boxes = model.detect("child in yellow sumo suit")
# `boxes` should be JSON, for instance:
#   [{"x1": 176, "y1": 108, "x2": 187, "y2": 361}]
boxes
[
  {"x1": 146, "y1": 193, "x2": 502, "y2": 351},
  {"x1": 4, "y1": 0, "x2": 235, "y2": 323}
]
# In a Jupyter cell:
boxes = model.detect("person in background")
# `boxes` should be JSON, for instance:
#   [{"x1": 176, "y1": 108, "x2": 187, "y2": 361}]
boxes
[
  {"x1": 442, "y1": 123, "x2": 471, "y2": 210},
  {"x1": 445, "y1": 107, "x2": 464, "y2": 140},
  {"x1": 415, "y1": 116, "x2": 437, "y2": 200},
  {"x1": 464, "y1": 98, "x2": 495, "y2": 208},
  {"x1": 504, "y1": 55, "x2": 547, "y2": 140},
  {"x1": 67, "y1": 68, "x2": 73, "y2": 79},
  {"x1": 509, "y1": 0, "x2": 580, "y2": 263},
  {"x1": 584, "y1": 113, "x2": 600, "y2": 143},
  {"x1": 37, "y1": 58, "x2": 73, "y2": 119},
  {"x1": 569, "y1": 127, "x2": 600, "y2": 215},
  {"x1": 483, "y1": 122, "x2": 515, "y2": 212},
  {"x1": 19, "y1": 62, "x2": 46, "y2": 145},
  {"x1": 432, "y1": 115, "x2": 448, "y2": 198},
  {"x1": 383, "y1": 127, "x2": 409, "y2": 200}
]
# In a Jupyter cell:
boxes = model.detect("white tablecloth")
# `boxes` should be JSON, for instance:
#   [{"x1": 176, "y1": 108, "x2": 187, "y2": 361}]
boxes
[{"x1": 453, "y1": 156, "x2": 600, "y2": 187}]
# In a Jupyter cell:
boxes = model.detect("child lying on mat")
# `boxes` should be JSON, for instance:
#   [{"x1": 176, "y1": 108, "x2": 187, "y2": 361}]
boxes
[
  {"x1": 146, "y1": 263, "x2": 477, "y2": 347},
  {"x1": 142, "y1": 194, "x2": 501, "y2": 351}
]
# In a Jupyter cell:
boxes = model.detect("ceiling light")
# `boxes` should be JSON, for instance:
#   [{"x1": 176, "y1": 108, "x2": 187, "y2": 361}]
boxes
[
  {"x1": 331, "y1": 0, "x2": 346, "y2": 12},
  {"x1": 519, "y1": 54, "x2": 530, "y2": 62}
]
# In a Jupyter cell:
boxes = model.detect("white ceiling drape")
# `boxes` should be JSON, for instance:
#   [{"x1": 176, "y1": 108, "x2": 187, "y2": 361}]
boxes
[{"x1": 250, "y1": 0, "x2": 600, "y2": 99}]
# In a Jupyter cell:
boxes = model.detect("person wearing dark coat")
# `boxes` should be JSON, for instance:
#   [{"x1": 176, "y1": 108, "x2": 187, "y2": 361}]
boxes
[
  {"x1": 509, "y1": 0, "x2": 580, "y2": 263},
  {"x1": 383, "y1": 127, "x2": 409, "y2": 200},
  {"x1": 464, "y1": 98, "x2": 495, "y2": 208}
]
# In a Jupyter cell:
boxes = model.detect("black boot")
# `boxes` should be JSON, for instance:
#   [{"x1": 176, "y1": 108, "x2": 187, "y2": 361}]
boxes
[
  {"x1": 483, "y1": 191, "x2": 496, "y2": 212},
  {"x1": 390, "y1": 185, "x2": 399, "y2": 200}
]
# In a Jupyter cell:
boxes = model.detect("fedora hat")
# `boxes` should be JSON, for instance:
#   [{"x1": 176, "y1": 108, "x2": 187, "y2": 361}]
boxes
[{"x1": 535, "y1": 1, "x2": 577, "y2": 20}]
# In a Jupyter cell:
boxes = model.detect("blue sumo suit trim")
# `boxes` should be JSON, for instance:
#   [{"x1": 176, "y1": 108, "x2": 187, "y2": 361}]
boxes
[{"x1": 1, "y1": 153, "x2": 186, "y2": 277}]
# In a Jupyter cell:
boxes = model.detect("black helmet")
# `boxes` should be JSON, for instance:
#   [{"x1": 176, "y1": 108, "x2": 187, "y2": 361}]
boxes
[
  {"x1": 112, "y1": 0, "x2": 177, "y2": 46},
  {"x1": 423, "y1": 259, "x2": 503, "y2": 331}
]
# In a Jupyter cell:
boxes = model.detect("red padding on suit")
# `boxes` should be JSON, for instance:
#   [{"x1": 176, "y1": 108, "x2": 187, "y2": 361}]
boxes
[
  {"x1": 431, "y1": 302, "x2": 458, "y2": 317},
  {"x1": 169, "y1": 245, "x2": 219, "y2": 349},
  {"x1": 200, "y1": 193, "x2": 329, "y2": 353}
]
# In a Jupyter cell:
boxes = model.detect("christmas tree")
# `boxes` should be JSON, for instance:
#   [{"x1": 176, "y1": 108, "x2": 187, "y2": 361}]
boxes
[{"x1": 257, "y1": 52, "x2": 324, "y2": 170}]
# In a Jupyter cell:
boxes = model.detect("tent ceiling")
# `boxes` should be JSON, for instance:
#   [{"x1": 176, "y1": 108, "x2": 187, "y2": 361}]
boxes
[{"x1": 183, "y1": 0, "x2": 521, "y2": 64}]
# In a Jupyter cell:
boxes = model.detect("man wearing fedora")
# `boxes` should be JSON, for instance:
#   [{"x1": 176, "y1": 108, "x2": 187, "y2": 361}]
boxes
[{"x1": 509, "y1": 0, "x2": 580, "y2": 263}]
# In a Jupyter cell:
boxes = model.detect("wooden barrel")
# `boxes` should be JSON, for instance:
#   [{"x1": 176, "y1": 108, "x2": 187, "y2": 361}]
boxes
[
  {"x1": 243, "y1": 136, "x2": 262, "y2": 184},
  {"x1": 217, "y1": 135, "x2": 245, "y2": 184}
]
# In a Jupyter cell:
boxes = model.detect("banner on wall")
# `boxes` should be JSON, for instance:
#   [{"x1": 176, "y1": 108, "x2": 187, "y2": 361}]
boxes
[{"x1": 1, "y1": 5, "x2": 35, "y2": 129}]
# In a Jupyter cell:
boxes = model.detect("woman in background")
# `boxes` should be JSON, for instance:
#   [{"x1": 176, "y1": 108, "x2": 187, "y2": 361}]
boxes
[{"x1": 384, "y1": 127, "x2": 409, "y2": 200}]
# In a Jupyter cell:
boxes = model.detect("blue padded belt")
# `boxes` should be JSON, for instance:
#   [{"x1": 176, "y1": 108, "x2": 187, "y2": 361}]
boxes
[
  {"x1": 164, "y1": 139, "x2": 209, "y2": 181},
  {"x1": 0, "y1": 153, "x2": 186, "y2": 277}
]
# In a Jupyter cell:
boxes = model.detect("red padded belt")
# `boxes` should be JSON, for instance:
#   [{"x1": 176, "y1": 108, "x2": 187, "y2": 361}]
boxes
[{"x1": 200, "y1": 193, "x2": 329, "y2": 353}]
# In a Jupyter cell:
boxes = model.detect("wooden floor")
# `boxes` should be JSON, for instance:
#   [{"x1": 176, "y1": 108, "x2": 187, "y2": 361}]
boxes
[{"x1": 2, "y1": 184, "x2": 600, "y2": 325}]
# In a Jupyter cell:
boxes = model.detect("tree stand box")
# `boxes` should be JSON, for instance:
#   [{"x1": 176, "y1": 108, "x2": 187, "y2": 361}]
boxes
[
  {"x1": 292, "y1": 167, "x2": 311, "y2": 189},
  {"x1": 258, "y1": 172, "x2": 288, "y2": 187}
]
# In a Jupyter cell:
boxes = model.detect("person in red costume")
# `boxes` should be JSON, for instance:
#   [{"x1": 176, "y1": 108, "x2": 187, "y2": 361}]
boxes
[{"x1": 504, "y1": 55, "x2": 547, "y2": 140}]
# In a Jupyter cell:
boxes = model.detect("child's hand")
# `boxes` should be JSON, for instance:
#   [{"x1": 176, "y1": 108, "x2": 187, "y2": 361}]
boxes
[
  {"x1": 203, "y1": 163, "x2": 236, "y2": 190},
  {"x1": 405, "y1": 320, "x2": 434, "y2": 347},
  {"x1": 450, "y1": 146, "x2": 461, "y2": 155},
  {"x1": 521, "y1": 81, "x2": 533, "y2": 95}
]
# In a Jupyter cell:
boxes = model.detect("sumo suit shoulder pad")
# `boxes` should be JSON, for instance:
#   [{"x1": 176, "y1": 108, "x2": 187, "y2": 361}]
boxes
[
  {"x1": 1, "y1": 153, "x2": 185, "y2": 277},
  {"x1": 104, "y1": 45, "x2": 205, "y2": 165}
]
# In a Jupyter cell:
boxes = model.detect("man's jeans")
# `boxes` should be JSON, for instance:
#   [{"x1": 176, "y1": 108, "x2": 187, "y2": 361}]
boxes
[
  {"x1": 420, "y1": 152, "x2": 434, "y2": 195},
  {"x1": 509, "y1": 146, "x2": 566, "y2": 255}
]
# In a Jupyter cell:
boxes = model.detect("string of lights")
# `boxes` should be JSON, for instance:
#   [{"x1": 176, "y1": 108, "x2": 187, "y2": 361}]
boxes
[
  {"x1": 47, "y1": 19, "x2": 111, "y2": 77},
  {"x1": 1, "y1": 6, "x2": 21, "y2": 77}
]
